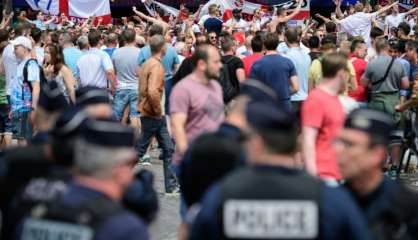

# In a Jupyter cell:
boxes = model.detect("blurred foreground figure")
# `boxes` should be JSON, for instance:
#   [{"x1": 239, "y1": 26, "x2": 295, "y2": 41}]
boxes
[
  {"x1": 188, "y1": 101, "x2": 371, "y2": 240},
  {"x1": 336, "y1": 109, "x2": 418, "y2": 239},
  {"x1": 15, "y1": 120, "x2": 150, "y2": 240}
]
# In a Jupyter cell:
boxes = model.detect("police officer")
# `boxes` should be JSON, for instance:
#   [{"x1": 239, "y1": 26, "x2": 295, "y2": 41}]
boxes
[
  {"x1": 17, "y1": 120, "x2": 149, "y2": 240},
  {"x1": 0, "y1": 82, "x2": 70, "y2": 239},
  {"x1": 31, "y1": 81, "x2": 70, "y2": 144},
  {"x1": 188, "y1": 101, "x2": 371, "y2": 240},
  {"x1": 75, "y1": 86, "x2": 114, "y2": 119},
  {"x1": 335, "y1": 109, "x2": 418, "y2": 239}
]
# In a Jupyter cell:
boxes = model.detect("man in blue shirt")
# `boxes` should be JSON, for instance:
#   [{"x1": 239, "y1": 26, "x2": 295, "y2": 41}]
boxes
[
  {"x1": 250, "y1": 33, "x2": 299, "y2": 112},
  {"x1": 189, "y1": 102, "x2": 371, "y2": 240},
  {"x1": 59, "y1": 33, "x2": 83, "y2": 79},
  {"x1": 138, "y1": 24, "x2": 179, "y2": 112},
  {"x1": 284, "y1": 28, "x2": 312, "y2": 117},
  {"x1": 203, "y1": 4, "x2": 224, "y2": 36},
  {"x1": 25, "y1": 12, "x2": 55, "y2": 31}
]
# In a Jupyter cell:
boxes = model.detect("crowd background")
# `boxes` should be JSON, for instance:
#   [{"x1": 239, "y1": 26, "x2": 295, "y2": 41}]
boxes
[{"x1": 1, "y1": 0, "x2": 418, "y2": 239}]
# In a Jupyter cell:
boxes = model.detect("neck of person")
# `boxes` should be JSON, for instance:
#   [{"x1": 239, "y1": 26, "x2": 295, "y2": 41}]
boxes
[
  {"x1": 287, "y1": 42, "x2": 300, "y2": 48},
  {"x1": 265, "y1": 49, "x2": 277, "y2": 55},
  {"x1": 224, "y1": 50, "x2": 234, "y2": 56},
  {"x1": 76, "y1": 175, "x2": 123, "y2": 201},
  {"x1": 320, "y1": 79, "x2": 341, "y2": 96},
  {"x1": 250, "y1": 153, "x2": 297, "y2": 169},
  {"x1": 152, "y1": 52, "x2": 163, "y2": 61},
  {"x1": 192, "y1": 70, "x2": 210, "y2": 85},
  {"x1": 63, "y1": 43, "x2": 74, "y2": 49},
  {"x1": 348, "y1": 169, "x2": 383, "y2": 197},
  {"x1": 124, "y1": 42, "x2": 136, "y2": 47},
  {"x1": 378, "y1": 50, "x2": 390, "y2": 57}
]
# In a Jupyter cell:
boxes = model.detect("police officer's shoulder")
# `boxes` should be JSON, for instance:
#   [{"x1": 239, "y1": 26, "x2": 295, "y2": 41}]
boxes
[{"x1": 96, "y1": 211, "x2": 149, "y2": 240}]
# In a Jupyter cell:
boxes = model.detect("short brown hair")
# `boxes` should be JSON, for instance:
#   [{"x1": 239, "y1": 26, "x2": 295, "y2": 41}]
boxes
[
  {"x1": 321, "y1": 52, "x2": 349, "y2": 78},
  {"x1": 375, "y1": 38, "x2": 390, "y2": 54}
]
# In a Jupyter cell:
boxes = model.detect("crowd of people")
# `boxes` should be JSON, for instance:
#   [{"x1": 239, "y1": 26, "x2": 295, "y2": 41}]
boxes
[{"x1": 1, "y1": 0, "x2": 418, "y2": 239}]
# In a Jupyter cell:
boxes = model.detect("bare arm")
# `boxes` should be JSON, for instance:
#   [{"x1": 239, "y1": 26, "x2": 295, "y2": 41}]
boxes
[
  {"x1": 132, "y1": 6, "x2": 169, "y2": 29},
  {"x1": 106, "y1": 69, "x2": 116, "y2": 94},
  {"x1": 315, "y1": 13, "x2": 331, "y2": 23},
  {"x1": 302, "y1": 126, "x2": 319, "y2": 176},
  {"x1": 290, "y1": 75, "x2": 300, "y2": 94},
  {"x1": 31, "y1": 81, "x2": 40, "y2": 110},
  {"x1": 61, "y1": 66, "x2": 76, "y2": 104},
  {"x1": 405, "y1": 7, "x2": 418, "y2": 15},
  {"x1": 171, "y1": 113, "x2": 188, "y2": 155},
  {"x1": 376, "y1": 1, "x2": 398, "y2": 16},
  {"x1": 334, "y1": 0, "x2": 344, "y2": 19},
  {"x1": 44, "y1": 16, "x2": 56, "y2": 25},
  {"x1": 281, "y1": 0, "x2": 303, "y2": 23},
  {"x1": 236, "y1": 68, "x2": 246, "y2": 83}
]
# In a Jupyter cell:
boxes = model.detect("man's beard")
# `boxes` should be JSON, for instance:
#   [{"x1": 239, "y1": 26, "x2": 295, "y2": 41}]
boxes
[{"x1": 205, "y1": 69, "x2": 219, "y2": 80}]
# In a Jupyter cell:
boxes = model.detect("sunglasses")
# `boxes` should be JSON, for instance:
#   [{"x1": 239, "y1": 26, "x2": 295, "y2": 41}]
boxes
[{"x1": 210, "y1": 36, "x2": 217, "y2": 39}]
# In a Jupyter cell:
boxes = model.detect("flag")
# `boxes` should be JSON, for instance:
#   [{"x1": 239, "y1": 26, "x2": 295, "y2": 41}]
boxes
[
  {"x1": 25, "y1": 0, "x2": 112, "y2": 24},
  {"x1": 199, "y1": 0, "x2": 310, "y2": 22}
]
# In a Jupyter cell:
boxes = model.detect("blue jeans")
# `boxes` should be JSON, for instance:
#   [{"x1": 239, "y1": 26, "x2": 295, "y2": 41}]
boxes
[
  {"x1": 165, "y1": 78, "x2": 173, "y2": 114},
  {"x1": 112, "y1": 89, "x2": 139, "y2": 121},
  {"x1": 11, "y1": 111, "x2": 32, "y2": 140},
  {"x1": 137, "y1": 116, "x2": 177, "y2": 192}
]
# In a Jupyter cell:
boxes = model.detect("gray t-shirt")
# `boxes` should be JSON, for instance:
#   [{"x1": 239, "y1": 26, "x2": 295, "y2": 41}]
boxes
[
  {"x1": 364, "y1": 55, "x2": 407, "y2": 93},
  {"x1": 112, "y1": 46, "x2": 141, "y2": 90}
]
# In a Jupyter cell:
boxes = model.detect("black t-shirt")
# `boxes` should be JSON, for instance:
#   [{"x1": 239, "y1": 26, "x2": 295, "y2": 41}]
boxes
[
  {"x1": 204, "y1": 17, "x2": 223, "y2": 35},
  {"x1": 172, "y1": 57, "x2": 195, "y2": 86},
  {"x1": 222, "y1": 55, "x2": 245, "y2": 87}
]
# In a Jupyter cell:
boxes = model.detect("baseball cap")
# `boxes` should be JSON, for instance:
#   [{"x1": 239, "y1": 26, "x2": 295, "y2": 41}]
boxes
[{"x1": 11, "y1": 36, "x2": 32, "y2": 50}]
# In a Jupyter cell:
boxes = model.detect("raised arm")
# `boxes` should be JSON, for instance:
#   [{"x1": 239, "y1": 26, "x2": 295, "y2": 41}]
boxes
[
  {"x1": 405, "y1": 6, "x2": 418, "y2": 15},
  {"x1": 315, "y1": 13, "x2": 331, "y2": 23},
  {"x1": 376, "y1": 1, "x2": 397, "y2": 16},
  {"x1": 132, "y1": 6, "x2": 169, "y2": 30},
  {"x1": 281, "y1": 0, "x2": 303, "y2": 22},
  {"x1": 334, "y1": 0, "x2": 344, "y2": 19}
]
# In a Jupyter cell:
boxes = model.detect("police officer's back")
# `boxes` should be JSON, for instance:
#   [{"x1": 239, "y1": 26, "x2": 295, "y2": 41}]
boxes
[
  {"x1": 16, "y1": 120, "x2": 149, "y2": 240},
  {"x1": 0, "y1": 82, "x2": 70, "y2": 238},
  {"x1": 336, "y1": 109, "x2": 418, "y2": 239},
  {"x1": 189, "y1": 102, "x2": 371, "y2": 240}
]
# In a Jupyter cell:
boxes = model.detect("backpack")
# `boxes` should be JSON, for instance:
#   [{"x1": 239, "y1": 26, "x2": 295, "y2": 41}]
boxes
[
  {"x1": 22, "y1": 58, "x2": 47, "y2": 100},
  {"x1": 219, "y1": 57, "x2": 240, "y2": 104}
]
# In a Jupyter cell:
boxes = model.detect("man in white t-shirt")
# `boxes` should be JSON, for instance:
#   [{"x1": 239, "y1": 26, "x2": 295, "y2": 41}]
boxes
[
  {"x1": 385, "y1": 5, "x2": 418, "y2": 35},
  {"x1": 337, "y1": 1, "x2": 397, "y2": 46},
  {"x1": 77, "y1": 30, "x2": 116, "y2": 93},
  {"x1": 224, "y1": 9, "x2": 249, "y2": 32}
]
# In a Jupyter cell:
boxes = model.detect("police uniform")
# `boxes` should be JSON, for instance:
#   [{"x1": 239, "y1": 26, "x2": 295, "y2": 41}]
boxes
[
  {"x1": 188, "y1": 102, "x2": 371, "y2": 240},
  {"x1": 0, "y1": 82, "x2": 70, "y2": 239},
  {"x1": 16, "y1": 120, "x2": 150, "y2": 240},
  {"x1": 343, "y1": 109, "x2": 418, "y2": 240}
]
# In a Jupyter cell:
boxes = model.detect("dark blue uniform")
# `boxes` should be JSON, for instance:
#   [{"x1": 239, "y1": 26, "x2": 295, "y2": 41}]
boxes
[
  {"x1": 16, "y1": 182, "x2": 149, "y2": 240},
  {"x1": 189, "y1": 166, "x2": 371, "y2": 240},
  {"x1": 348, "y1": 177, "x2": 418, "y2": 239}
]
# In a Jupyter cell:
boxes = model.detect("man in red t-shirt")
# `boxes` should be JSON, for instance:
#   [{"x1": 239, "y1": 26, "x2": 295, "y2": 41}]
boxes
[
  {"x1": 243, "y1": 35, "x2": 264, "y2": 77},
  {"x1": 348, "y1": 39, "x2": 368, "y2": 106},
  {"x1": 302, "y1": 52, "x2": 348, "y2": 183}
]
